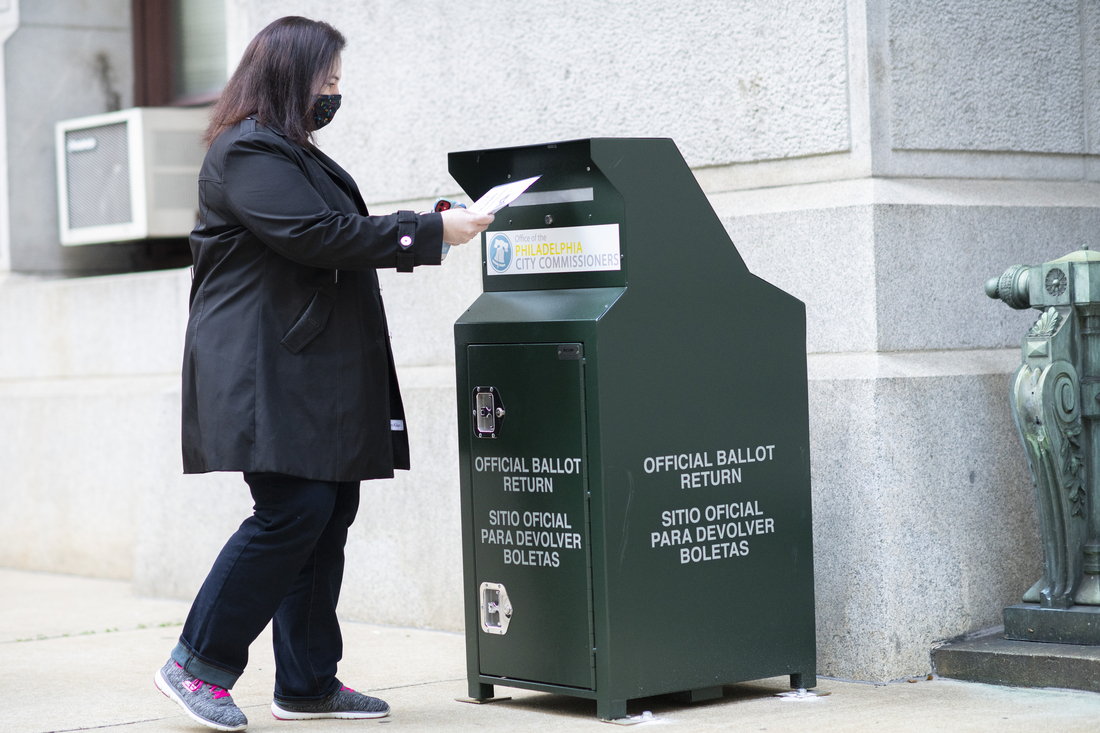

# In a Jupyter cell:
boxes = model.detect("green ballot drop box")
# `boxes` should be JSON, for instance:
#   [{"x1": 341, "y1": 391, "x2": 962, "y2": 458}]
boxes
[{"x1": 451, "y1": 138, "x2": 815, "y2": 720}]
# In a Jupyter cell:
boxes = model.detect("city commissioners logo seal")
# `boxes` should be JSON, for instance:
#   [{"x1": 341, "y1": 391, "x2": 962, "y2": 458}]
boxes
[{"x1": 488, "y1": 233, "x2": 512, "y2": 273}]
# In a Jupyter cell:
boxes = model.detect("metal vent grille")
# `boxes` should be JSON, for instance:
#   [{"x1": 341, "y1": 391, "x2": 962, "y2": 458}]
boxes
[{"x1": 65, "y1": 122, "x2": 132, "y2": 228}]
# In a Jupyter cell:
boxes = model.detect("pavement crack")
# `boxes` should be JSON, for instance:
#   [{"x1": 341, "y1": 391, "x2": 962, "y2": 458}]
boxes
[
  {"x1": 367, "y1": 676, "x2": 466, "y2": 692},
  {"x1": 38, "y1": 714, "x2": 179, "y2": 732},
  {"x1": 4, "y1": 622, "x2": 183, "y2": 645}
]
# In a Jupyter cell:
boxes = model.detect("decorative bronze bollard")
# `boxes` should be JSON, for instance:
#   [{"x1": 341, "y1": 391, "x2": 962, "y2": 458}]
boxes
[{"x1": 987, "y1": 249, "x2": 1100, "y2": 619}]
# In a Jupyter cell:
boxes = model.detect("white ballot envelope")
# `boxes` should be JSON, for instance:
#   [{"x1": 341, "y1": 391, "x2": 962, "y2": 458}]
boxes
[
  {"x1": 440, "y1": 176, "x2": 540, "y2": 262},
  {"x1": 468, "y1": 176, "x2": 542, "y2": 215}
]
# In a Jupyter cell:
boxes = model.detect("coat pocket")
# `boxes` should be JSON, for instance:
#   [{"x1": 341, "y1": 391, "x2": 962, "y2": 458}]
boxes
[{"x1": 280, "y1": 287, "x2": 335, "y2": 354}]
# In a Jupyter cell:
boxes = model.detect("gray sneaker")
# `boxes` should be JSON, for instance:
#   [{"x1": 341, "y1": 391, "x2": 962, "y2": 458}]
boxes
[
  {"x1": 271, "y1": 685, "x2": 390, "y2": 720},
  {"x1": 155, "y1": 659, "x2": 248, "y2": 732}
]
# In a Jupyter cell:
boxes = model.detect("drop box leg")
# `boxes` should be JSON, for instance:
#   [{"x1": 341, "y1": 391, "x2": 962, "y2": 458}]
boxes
[
  {"x1": 790, "y1": 672, "x2": 817, "y2": 689},
  {"x1": 597, "y1": 697, "x2": 628, "y2": 720},
  {"x1": 469, "y1": 681, "x2": 494, "y2": 700}
]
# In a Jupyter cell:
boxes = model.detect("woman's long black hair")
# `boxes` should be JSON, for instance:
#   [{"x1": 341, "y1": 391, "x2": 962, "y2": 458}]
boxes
[{"x1": 204, "y1": 16, "x2": 345, "y2": 147}]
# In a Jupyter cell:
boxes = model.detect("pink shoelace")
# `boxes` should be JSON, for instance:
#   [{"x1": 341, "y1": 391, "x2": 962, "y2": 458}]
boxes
[
  {"x1": 341, "y1": 685, "x2": 355, "y2": 693},
  {"x1": 175, "y1": 661, "x2": 232, "y2": 699}
]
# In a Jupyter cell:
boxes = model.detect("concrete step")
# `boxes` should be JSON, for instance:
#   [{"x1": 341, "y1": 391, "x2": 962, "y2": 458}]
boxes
[{"x1": 932, "y1": 629, "x2": 1100, "y2": 693}]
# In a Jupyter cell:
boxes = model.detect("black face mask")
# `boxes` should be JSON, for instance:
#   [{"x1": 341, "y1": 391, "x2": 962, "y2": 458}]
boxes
[{"x1": 312, "y1": 94, "x2": 341, "y2": 129}]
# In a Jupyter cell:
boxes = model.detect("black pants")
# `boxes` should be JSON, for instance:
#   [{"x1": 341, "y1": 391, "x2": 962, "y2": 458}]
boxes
[{"x1": 171, "y1": 472, "x2": 360, "y2": 701}]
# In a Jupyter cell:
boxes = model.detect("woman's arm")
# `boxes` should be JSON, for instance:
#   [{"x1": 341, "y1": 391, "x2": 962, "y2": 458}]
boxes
[{"x1": 220, "y1": 133, "x2": 448, "y2": 270}]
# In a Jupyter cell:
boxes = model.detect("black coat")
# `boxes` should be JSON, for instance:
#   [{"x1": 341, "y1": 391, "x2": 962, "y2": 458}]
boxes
[{"x1": 182, "y1": 119, "x2": 443, "y2": 482}]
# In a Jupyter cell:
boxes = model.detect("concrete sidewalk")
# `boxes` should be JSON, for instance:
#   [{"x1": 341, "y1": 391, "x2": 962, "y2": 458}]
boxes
[{"x1": 3, "y1": 568, "x2": 1099, "y2": 733}]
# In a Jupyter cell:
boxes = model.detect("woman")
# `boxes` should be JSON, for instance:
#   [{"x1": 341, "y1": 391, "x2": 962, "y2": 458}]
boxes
[{"x1": 153, "y1": 17, "x2": 492, "y2": 731}]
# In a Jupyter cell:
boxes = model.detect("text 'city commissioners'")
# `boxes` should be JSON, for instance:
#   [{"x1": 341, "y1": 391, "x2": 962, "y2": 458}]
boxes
[{"x1": 486, "y1": 224, "x2": 620, "y2": 276}]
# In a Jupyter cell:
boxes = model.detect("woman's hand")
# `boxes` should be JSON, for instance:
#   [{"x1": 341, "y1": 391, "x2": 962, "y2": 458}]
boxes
[{"x1": 441, "y1": 208, "x2": 494, "y2": 245}]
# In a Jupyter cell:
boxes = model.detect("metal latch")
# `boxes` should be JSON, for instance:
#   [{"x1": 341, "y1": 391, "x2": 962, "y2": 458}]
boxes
[
  {"x1": 473, "y1": 386, "x2": 505, "y2": 438},
  {"x1": 479, "y1": 582, "x2": 513, "y2": 635}
]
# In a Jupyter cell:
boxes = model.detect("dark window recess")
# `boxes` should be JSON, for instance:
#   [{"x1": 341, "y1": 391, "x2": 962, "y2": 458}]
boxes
[
  {"x1": 132, "y1": 0, "x2": 174, "y2": 106},
  {"x1": 133, "y1": 0, "x2": 226, "y2": 107}
]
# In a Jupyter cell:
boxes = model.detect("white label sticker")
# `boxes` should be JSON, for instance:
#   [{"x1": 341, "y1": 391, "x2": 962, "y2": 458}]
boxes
[
  {"x1": 485, "y1": 224, "x2": 620, "y2": 276},
  {"x1": 390, "y1": 420, "x2": 405, "y2": 431}
]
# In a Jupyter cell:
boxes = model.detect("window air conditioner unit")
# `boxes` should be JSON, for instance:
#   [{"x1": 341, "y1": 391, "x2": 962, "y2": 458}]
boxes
[{"x1": 55, "y1": 107, "x2": 208, "y2": 246}]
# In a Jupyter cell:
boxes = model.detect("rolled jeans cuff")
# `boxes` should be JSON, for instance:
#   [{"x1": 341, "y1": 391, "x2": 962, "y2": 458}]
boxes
[{"x1": 171, "y1": 640, "x2": 241, "y2": 690}]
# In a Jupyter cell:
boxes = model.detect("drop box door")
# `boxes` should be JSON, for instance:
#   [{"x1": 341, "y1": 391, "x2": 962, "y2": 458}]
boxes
[{"x1": 467, "y1": 342, "x2": 593, "y2": 689}]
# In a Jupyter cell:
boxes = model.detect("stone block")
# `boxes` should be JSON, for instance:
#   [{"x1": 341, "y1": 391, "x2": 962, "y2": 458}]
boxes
[
  {"x1": 721, "y1": 201, "x2": 1100, "y2": 354},
  {"x1": 808, "y1": 358, "x2": 1038, "y2": 681},
  {"x1": 873, "y1": 204, "x2": 1100, "y2": 352},
  {"x1": 0, "y1": 375, "x2": 176, "y2": 579},
  {"x1": 0, "y1": 269, "x2": 190, "y2": 380},
  {"x1": 888, "y1": 0, "x2": 1085, "y2": 154}
]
